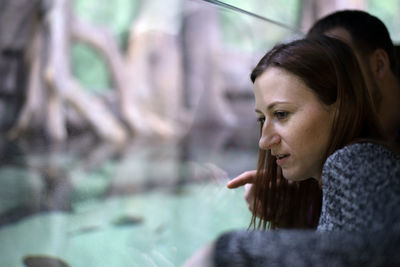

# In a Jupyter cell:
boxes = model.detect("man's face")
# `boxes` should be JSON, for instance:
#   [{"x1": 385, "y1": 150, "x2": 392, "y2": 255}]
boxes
[
  {"x1": 324, "y1": 28, "x2": 400, "y2": 138},
  {"x1": 324, "y1": 27, "x2": 380, "y2": 105}
]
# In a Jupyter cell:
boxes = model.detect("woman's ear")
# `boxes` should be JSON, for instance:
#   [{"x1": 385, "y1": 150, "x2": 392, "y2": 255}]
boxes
[{"x1": 370, "y1": 49, "x2": 391, "y2": 79}]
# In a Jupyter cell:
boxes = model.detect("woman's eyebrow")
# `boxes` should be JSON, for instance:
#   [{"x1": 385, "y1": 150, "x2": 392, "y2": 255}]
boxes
[
  {"x1": 255, "y1": 101, "x2": 292, "y2": 113},
  {"x1": 267, "y1": 101, "x2": 291, "y2": 111}
]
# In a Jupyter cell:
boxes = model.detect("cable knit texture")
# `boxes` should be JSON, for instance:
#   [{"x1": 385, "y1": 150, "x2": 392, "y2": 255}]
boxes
[
  {"x1": 318, "y1": 142, "x2": 400, "y2": 231},
  {"x1": 214, "y1": 142, "x2": 400, "y2": 267}
]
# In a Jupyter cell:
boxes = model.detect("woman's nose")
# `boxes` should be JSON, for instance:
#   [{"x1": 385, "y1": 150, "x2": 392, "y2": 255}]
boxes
[{"x1": 259, "y1": 126, "x2": 281, "y2": 150}]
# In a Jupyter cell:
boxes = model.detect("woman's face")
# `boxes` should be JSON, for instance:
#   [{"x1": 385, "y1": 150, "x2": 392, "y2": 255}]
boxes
[{"x1": 254, "y1": 67, "x2": 336, "y2": 181}]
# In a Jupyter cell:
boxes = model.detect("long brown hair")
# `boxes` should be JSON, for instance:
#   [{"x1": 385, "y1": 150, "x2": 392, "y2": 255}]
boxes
[{"x1": 250, "y1": 36, "x2": 384, "y2": 230}]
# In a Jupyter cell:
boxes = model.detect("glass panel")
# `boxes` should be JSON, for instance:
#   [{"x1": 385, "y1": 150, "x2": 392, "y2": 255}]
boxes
[{"x1": 6, "y1": 0, "x2": 399, "y2": 266}]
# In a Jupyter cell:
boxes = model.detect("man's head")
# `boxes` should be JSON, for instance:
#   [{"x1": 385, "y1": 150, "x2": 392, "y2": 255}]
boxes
[
  {"x1": 307, "y1": 10, "x2": 400, "y2": 141},
  {"x1": 307, "y1": 10, "x2": 396, "y2": 72}
]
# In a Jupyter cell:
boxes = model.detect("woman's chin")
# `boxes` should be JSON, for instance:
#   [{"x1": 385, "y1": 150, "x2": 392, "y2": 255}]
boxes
[{"x1": 282, "y1": 172, "x2": 310, "y2": 182}]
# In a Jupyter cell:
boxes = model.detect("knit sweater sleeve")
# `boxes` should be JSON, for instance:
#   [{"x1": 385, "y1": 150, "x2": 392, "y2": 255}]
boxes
[
  {"x1": 213, "y1": 228, "x2": 400, "y2": 267},
  {"x1": 318, "y1": 142, "x2": 400, "y2": 231}
]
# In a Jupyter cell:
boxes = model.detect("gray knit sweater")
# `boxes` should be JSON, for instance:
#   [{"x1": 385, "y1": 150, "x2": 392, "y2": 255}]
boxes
[{"x1": 214, "y1": 142, "x2": 400, "y2": 266}]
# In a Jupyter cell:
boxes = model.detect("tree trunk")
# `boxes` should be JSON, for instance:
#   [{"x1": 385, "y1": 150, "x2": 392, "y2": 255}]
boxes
[
  {"x1": 182, "y1": 1, "x2": 237, "y2": 127},
  {"x1": 124, "y1": 0, "x2": 186, "y2": 137},
  {"x1": 0, "y1": 0, "x2": 39, "y2": 135}
]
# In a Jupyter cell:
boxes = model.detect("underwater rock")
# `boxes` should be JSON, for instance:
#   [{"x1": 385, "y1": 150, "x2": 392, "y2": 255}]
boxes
[
  {"x1": 112, "y1": 215, "x2": 144, "y2": 227},
  {"x1": 23, "y1": 255, "x2": 69, "y2": 267}
]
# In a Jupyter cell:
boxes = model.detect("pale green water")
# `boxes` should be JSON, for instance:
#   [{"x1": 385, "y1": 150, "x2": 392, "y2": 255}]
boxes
[
  {"x1": 0, "y1": 127, "x2": 258, "y2": 267},
  {"x1": 0, "y1": 183, "x2": 250, "y2": 266}
]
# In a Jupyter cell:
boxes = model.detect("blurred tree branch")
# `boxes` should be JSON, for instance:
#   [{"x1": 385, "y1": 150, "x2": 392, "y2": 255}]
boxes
[
  {"x1": 9, "y1": 0, "x2": 129, "y2": 143},
  {"x1": 8, "y1": 0, "x2": 184, "y2": 143},
  {"x1": 3, "y1": 0, "x2": 248, "y2": 144}
]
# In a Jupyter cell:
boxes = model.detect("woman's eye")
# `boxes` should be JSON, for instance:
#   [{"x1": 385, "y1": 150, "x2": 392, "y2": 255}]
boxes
[
  {"x1": 257, "y1": 117, "x2": 265, "y2": 124},
  {"x1": 274, "y1": 111, "x2": 289, "y2": 120}
]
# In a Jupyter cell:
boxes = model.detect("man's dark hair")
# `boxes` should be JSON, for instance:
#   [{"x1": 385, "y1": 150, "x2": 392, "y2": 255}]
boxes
[{"x1": 307, "y1": 10, "x2": 396, "y2": 72}]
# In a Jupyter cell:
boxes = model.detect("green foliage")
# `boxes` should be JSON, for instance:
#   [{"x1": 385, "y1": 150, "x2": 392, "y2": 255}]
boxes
[
  {"x1": 220, "y1": 0, "x2": 301, "y2": 52},
  {"x1": 221, "y1": 0, "x2": 300, "y2": 25},
  {"x1": 367, "y1": 0, "x2": 400, "y2": 42},
  {"x1": 71, "y1": 0, "x2": 140, "y2": 92},
  {"x1": 71, "y1": 43, "x2": 111, "y2": 93},
  {"x1": 72, "y1": 0, "x2": 139, "y2": 41}
]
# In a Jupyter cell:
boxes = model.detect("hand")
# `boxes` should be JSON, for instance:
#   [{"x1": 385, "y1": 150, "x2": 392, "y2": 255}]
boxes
[
  {"x1": 227, "y1": 170, "x2": 262, "y2": 217},
  {"x1": 226, "y1": 170, "x2": 257, "y2": 188}
]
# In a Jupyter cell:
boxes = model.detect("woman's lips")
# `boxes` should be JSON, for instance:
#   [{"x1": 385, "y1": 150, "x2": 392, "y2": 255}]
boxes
[{"x1": 276, "y1": 155, "x2": 290, "y2": 166}]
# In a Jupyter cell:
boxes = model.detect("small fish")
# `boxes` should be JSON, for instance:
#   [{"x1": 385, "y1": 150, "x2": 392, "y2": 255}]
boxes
[
  {"x1": 112, "y1": 215, "x2": 144, "y2": 227},
  {"x1": 23, "y1": 255, "x2": 69, "y2": 267}
]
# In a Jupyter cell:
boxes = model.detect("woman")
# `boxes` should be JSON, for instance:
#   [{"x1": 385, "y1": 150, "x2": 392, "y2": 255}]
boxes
[
  {"x1": 183, "y1": 36, "x2": 400, "y2": 266},
  {"x1": 250, "y1": 34, "x2": 386, "y2": 230}
]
